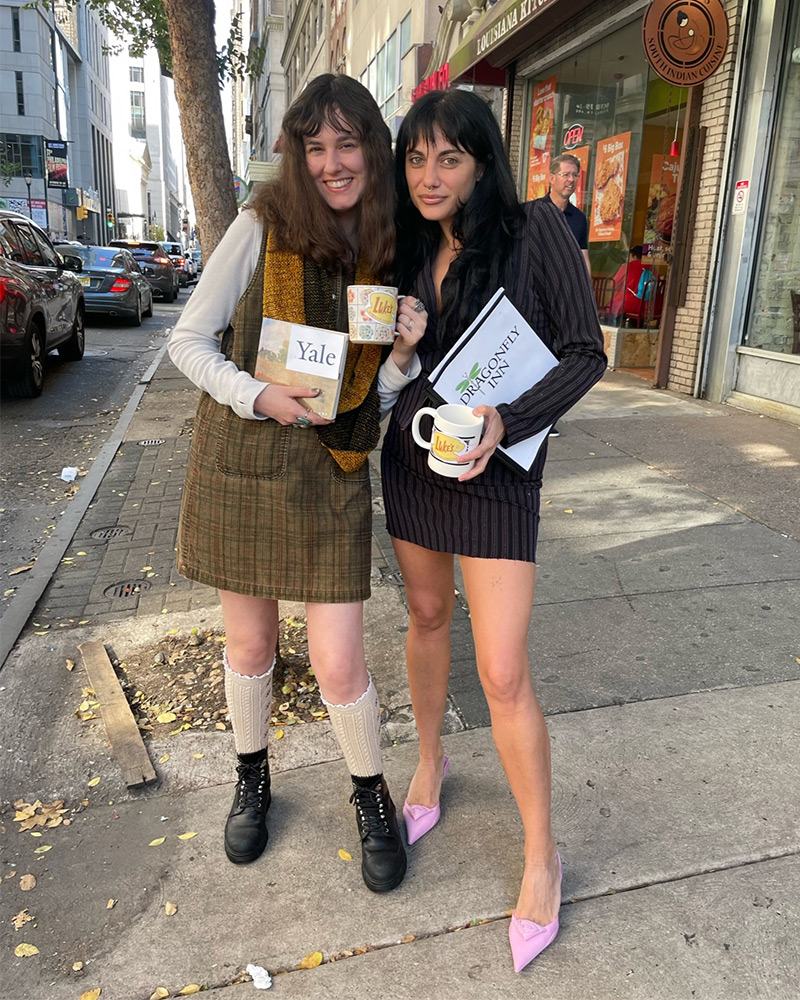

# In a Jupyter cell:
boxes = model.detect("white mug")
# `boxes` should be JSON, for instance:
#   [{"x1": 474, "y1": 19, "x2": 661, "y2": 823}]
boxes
[
  {"x1": 347, "y1": 284, "x2": 398, "y2": 343},
  {"x1": 411, "y1": 404, "x2": 484, "y2": 478}
]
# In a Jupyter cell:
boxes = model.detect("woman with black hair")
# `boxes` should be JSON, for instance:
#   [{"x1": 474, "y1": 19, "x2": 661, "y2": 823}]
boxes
[
  {"x1": 169, "y1": 75, "x2": 425, "y2": 892},
  {"x1": 381, "y1": 88, "x2": 606, "y2": 969}
]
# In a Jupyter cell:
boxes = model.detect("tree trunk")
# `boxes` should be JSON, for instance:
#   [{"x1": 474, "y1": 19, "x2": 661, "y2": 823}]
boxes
[{"x1": 161, "y1": 0, "x2": 237, "y2": 259}]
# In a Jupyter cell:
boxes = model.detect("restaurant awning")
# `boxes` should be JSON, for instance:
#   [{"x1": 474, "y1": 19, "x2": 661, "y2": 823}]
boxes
[{"x1": 449, "y1": 0, "x2": 591, "y2": 80}]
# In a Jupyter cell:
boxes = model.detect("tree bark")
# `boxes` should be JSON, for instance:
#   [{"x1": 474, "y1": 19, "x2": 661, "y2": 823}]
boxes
[{"x1": 161, "y1": 0, "x2": 237, "y2": 258}]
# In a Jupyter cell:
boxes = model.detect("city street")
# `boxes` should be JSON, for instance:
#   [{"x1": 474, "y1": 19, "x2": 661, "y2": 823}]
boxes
[{"x1": 0, "y1": 295, "x2": 189, "y2": 622}]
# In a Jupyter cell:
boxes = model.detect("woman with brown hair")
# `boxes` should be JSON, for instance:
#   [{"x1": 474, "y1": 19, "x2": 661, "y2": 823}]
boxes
[{"x1": 169, "y1": 74, "x2": 425, "y2": 892}]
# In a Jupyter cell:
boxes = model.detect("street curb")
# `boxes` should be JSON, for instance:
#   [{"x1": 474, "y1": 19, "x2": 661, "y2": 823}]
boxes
[{"x1": 0, "y1": 335, "x2": 171, "y2": 669}]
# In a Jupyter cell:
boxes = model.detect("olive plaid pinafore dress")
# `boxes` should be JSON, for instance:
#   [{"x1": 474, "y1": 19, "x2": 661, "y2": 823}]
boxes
[{"x1": 176, "y1": 235, "x2": 372, "y2": 603}]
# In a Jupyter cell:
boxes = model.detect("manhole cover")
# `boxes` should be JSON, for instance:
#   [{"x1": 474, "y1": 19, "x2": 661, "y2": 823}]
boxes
[
  {"x1": 91, "y1": 526, "x2": 133, "y2": 540},
  {"x1": 137, "y1": 439, "x2": 165, "y2": 447},
  {"x1": 103, "y1": 579, "x2": 152, "y2": 598}
]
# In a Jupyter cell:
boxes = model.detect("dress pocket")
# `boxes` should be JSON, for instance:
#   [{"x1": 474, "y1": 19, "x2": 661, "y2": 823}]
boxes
[
  {"x1": 330, "y1": 459, "x2": 371, "y2": 486},
  {"x1": 215, "y1": 409, "x2": 290, "y2": 480}
]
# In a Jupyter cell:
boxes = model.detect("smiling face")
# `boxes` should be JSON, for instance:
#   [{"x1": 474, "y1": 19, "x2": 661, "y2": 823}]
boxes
[
  {"x1": 405, "y1": 126, "x2": 484, "y2": 234},
  {"x1": 304, "y1": 120, "x2": 367, "y2": 220}
]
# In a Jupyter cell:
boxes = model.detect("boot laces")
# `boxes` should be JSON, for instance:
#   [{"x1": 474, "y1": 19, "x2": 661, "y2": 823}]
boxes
[
  {"x1": 235, "y1": 760, "x2": 268, "y2": 811},
  {"x1": 350, "y1": 783, "x2": 390, "y2": 836}
]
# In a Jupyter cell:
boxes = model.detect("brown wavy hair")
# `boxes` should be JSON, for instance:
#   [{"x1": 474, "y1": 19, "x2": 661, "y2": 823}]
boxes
[{"x1": 251, "y1": 74, "x2": 394, "y2": 280}]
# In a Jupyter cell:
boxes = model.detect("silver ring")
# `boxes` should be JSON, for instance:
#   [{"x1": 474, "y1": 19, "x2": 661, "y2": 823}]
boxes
[
  {"x1": 296, "y1": 416, "x2": 311, "y2": 427},
  {"x1": 412, "y1": 299, "x2": 425, "y2": 313}
]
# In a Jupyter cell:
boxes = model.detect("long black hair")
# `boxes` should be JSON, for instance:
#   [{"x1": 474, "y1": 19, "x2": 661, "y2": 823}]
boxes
[
  {"x1": 394, "y1": 89, "x2": 524, "y2": 345},
  {"x1": 253, "y1": 74, "x2": 395, "y2": 278}
]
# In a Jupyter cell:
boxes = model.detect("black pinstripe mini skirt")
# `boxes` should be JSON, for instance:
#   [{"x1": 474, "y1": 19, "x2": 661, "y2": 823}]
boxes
[{"x1": 380, "y1": 416, "x2": 541, "y2": 562}]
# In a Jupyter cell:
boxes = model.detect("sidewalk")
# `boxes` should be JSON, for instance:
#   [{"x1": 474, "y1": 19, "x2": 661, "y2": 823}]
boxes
[{"x1": 1, "y1": 357, "x2": 798, "y2": 1000}]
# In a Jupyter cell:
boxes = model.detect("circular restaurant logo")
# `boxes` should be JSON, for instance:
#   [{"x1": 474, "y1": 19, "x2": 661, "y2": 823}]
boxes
[
  {"x1": 563, "y1": 123, "x2": 584, "y2": 150},
  {"x1": 642, "y1": 0, "x2": 729, "y2": 85}
]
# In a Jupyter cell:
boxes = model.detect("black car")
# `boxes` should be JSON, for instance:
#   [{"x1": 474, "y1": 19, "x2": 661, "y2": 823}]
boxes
[
  {"x1": 55, "y1": 244, "x2": 153, "y2": 325},
  {"x1": 0, "y1": 210, "x2": 85, "y2": 398},
  {"x1": 108, "y1": 239, "x2": 179, "y2": 302}
]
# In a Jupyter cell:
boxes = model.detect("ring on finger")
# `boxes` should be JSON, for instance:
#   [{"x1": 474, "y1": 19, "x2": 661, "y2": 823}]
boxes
[
  {"x1": 297, "y1": 416, "x2": 311, "y2": 427},
  {"x1": 412, "y1": 299, "x2": 426, "y2": 313}
]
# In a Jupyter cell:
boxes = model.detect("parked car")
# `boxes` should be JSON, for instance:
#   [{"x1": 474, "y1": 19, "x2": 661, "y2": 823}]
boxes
[
  {"x1": 162, "y1": 241, "x2": 195, "y2": 287},
  {"x1": 0, "y1": 210, "x2": 85, "y2": 398},
  {"x1": 188, "y1": 249, "x2": 203, "y2": 276},
  {"x1": 54, "y1": 244, "x2": 154, "y2": 325},
  {"x1": 108, "y1": 239, "x2": 179, "y2": 302}
]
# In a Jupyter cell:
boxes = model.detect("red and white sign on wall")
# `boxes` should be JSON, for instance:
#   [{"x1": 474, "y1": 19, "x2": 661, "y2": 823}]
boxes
[
  {"x1": 562, "y1": 123, "x2": 584, "y2": 150},
  {"x1": 732, "y1": 179, "x2": 749, "y2": 215}
]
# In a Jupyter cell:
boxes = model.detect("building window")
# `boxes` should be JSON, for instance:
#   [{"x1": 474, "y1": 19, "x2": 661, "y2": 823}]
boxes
[
  {"x1": 130, "y1": 66, "x2": 144, "y2": 83},
  {"x1": 130, "y1": 91, "x2": 146, "y2": 139},
  {"x1": 12, "y1": 9, "x2": 21, "y2": 51},
  {"x1": 15, "y1": 72, "x2": 25, "y2": 116},
  {"x1": 1, "y1": 133, "x2": 44, "y2": 178},
  {"x1": 744, "y1": 0, "x2": 800, "y2": 357},
  {"x1": 361, "y1": 18, "x2": 406, "y2": 123},
  {"x1": 400, "y1": 12, "x2": 411, "y2": 56}
]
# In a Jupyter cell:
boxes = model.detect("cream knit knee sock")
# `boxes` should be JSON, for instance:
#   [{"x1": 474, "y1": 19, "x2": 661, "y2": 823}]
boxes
[
  {"x1": 224, "y1": 649, "x2": 275, "y2": 755},
  {"x1": 323, "y1": 674, "x2": 383, "y2": 778}
]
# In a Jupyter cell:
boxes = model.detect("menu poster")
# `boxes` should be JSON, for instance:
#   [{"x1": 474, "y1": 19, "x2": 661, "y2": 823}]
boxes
[
  {"x1": 643, "y1": 154, "x2": 679, "y2": 257},
  {"x1": 525, "y1": 76, "x2": 556, "y2": 202},
  {"x1": 588, "y1": 131, "x2": 631, "y2": 243},
  {"x1": 568, "y1": 145, "x2": 591, "y2": 213}
]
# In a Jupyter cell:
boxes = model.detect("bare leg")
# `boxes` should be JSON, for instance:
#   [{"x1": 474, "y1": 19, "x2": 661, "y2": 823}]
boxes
[
  {"x1": 459, "y1": 556, "x2": 560, "y2": 925},
  {"x1": 391, "y1": 538, "x2": 455, "y2": 806},
  {"x1": 219, "y1": 590, "x2": 279, "y2": 675},
  {"x1": 305, "y1": 602, "x2": 369, "y2": 704}
]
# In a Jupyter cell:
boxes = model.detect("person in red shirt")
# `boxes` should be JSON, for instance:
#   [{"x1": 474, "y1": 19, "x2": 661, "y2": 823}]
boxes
[{"x1": 610, "y1": 245, "x2": 654, "y2": 323}]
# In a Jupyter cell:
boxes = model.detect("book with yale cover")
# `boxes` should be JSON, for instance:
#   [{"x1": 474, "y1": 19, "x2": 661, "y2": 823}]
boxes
[{"x1": 254, "y1": 318, "x2": 349, "y2": 420}]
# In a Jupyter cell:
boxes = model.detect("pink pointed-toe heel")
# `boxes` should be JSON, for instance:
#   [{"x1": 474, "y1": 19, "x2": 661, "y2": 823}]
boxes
[
  {"x1": 508, "y1": 853, "x2": 562, "y2": 974},
  {"x1": 402, "y1": 755, "x2": 450, "y2": 845}
]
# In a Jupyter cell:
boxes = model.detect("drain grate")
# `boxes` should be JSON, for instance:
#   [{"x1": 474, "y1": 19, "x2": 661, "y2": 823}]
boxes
[
  {"x1": 91, "y1": 526, "x2": 132, "y2": 540},
  {"x1": 103, "y1": 579, "x2": 152, "y2": 598},
  {"x1": 137, "y1": 438, "x2": 165, "y2": 447}
]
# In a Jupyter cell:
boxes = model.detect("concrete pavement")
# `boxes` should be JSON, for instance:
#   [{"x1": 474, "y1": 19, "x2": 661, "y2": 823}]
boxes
[{"x1": 1, "y1": 351, "x2": 798, "y2": 1000}]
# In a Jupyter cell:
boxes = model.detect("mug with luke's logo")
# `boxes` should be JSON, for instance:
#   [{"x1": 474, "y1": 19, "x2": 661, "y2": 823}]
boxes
[
  {"x1": 411, "y1": 404, "x2": 484, "y2": 478},
  {"x1": 347, "y1": 285, "x2": 398, "y2": 344}
]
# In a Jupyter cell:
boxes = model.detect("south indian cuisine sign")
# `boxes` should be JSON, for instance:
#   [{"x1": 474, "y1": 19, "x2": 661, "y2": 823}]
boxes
[{"x1": 642, "y1": 0, "x2": 729, "y2": 85}]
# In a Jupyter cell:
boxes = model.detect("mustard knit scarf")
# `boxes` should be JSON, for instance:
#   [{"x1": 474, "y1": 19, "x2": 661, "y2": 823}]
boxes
[{"x1": 262, "y1": 231, "x2": 383, "y2": 471}]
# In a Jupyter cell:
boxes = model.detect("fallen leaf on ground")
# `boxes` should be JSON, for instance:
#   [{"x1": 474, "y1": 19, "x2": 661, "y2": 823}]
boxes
[
  {"x1": 564, "y1": 509, "x2": 574, "y2": 514},
  {"x1": 14, "y1": 942, "x2": 39, "y2": 957},
  {"x1": 106, "y1": 899, "x2": 116, "y2": 909},
  {"x1": 165, "y1": 901, "x2": 178, "y2": 916},
  {"x1": 178, "y1": 986, "x2": 201, "y2": 996},
  {"x1": 73, "y1": 961, "x2": 84, "y2": 971},
  {"x1": 178, "y1": 832, "x2": 197, "y2": 840},
  {"x1": 159, "y1": 754, "x2": 170, "y2": 764},
  {"x1": 79, "y1": 990, "x2": 101, "y2": 1000},
  {"x1": 274, "y1": 729, "x2": 284, "y2": 740},
  {"x1": 338, "y1": 849, "x2": 352, "y2": 861},
  {"x1": 149, "y1": 990, "x2": 169, "y2": 1000},
  {"x1": 148, "y1": 837, "x2": 166, "y2": 847},
  {"x1": 33, "y1": 845, "x2": 52, "y2": 854},
  {"x1": 192, "y1": 753, "x2": 204, "y2": 759},
  {"x1": 66, "y1": 659, "x2": 75, "y2": 671},
  {"x1": 9, "y1": 564, "x2": 34, "y2": 576},
  {"x1": 156, "y1": 712, "x2": 177, "y2": 724},
  {"x1": 401, "y1": 933, "x2": 416, "y2": 943},
  {"x1": 299, "y1": 951, "x2": 323, "y2": 969},
  {"x1": 19, "y1": 874, "x2": 35, "y2": 891},
  {"x1": 215, "y1": 722, "x2": 226, "y2": 731},
  {"x1": 87, "y1": 777, "x2": 101, "y2": 787},
  {"x1": 12, "y1": 909, "x2": 34, "y2": 930}
]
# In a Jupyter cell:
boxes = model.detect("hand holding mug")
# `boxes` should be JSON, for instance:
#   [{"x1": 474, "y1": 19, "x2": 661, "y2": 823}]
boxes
[
  {"x1": 454, "y1": 404, "x2": 506, "y2": 481},
  {"x1": 393, "y1": 296, "x2": 427, "y2": 374}
]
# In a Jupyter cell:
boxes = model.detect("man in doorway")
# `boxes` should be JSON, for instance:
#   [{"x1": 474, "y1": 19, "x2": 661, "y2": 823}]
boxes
[{"x1": 538, "y1": 152, "x2": 591, "y2": 436}]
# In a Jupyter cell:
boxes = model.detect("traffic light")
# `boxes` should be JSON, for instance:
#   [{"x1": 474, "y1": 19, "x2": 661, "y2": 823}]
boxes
[
  {"x1": 106, "y1": 211, "x2": 114, "y2": 228},
  {"x1": 76, "y1": 206, "x2": 88, "y2": 220}
]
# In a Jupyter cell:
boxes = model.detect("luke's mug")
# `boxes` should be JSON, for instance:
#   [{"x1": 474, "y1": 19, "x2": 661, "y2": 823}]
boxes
[{"x1": 411, "y1": 404, "x2": 484, "y2": 478}]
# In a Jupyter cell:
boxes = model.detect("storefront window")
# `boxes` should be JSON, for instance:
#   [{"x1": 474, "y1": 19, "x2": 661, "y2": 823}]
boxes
[
  {"x1": 523, "y1": 19, "x2": 687, "y2": 332},
  {"x1": 744, "y1": 2, "x2": 800, "y2": 356}
]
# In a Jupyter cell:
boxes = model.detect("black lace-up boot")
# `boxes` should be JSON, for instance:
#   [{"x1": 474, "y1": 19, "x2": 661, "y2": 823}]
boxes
[
  {"x1": 224, "y1": 748, "x2": 271, "y2": 864},
  {"x1": 350, "y1": 774, "x2": 407, "y2": 892}
]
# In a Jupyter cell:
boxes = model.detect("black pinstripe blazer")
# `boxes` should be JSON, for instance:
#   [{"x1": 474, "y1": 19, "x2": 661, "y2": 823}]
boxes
[{"x1": 390, "y1": 199, "x2": 607, "y2": 485}]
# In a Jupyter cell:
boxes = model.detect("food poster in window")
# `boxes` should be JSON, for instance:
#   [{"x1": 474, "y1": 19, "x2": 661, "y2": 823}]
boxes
[
  {"x1": 643, "y1": 154, "x2": 679, "y2": 260},
  {"x1": 525, "y1": 76, "x2": 556, "y2": 202},
  {"x1": 589, "y1": 132, "x2": 631, "y2": 242}
]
